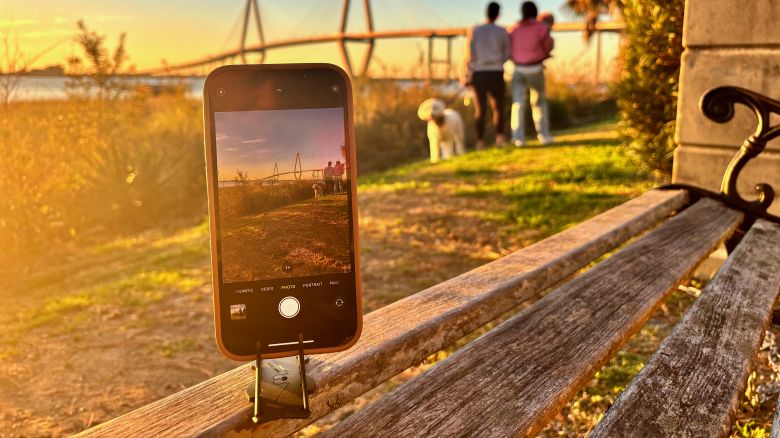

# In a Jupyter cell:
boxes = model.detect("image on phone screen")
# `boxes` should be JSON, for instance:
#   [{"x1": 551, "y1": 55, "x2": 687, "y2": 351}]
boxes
[{"x1": 215, "y1": 108, "x2": 351, "y2": 281}]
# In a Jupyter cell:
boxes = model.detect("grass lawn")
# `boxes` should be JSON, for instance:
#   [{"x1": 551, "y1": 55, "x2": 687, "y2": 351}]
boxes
[
  {"x1": 357, "y1": 120, "x2": 654, "y2": 311},
  {"x1": 7, "y1": 121, "x2": 770, "y2": 437}
]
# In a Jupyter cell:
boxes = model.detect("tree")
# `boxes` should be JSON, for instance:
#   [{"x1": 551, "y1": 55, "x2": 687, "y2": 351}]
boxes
[
  {"x1": 613, "y1": 0, "x2": 684, "y2": 177},
  {"x1": 0, "y1": 29, "x2": 28, "y2": 106},
  {"x1": 560, "y1": 0, "x2": 619, "y2": 41},
  {"x1": 562, "y1": 0, "x2": 684, "y2": 177},
  {"x1": 65, "y1": 20, "x2": 127, "y2": 101}
]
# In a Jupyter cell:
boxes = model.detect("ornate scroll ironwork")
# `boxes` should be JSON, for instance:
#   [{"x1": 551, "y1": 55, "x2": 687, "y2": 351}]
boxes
[{"x1": 658, "y1": 86, "x2": 780, "y2": 223}]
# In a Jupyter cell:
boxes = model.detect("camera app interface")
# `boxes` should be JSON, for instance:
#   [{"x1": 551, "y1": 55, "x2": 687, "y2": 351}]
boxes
[{"x1": 215, "y1": 107, "x2": 352, "y2": 283}]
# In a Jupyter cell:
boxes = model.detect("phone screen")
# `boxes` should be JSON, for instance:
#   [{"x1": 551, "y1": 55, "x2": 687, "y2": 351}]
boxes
[
  {"x1": 205, "y1": 65, "x2": 361, "y2": 359},
  {"x1": 215, "y1": 107, "x2": 352, "y2": 281}
]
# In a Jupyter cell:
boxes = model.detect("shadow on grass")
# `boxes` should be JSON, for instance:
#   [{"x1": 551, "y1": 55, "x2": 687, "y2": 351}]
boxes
[
  {"x1": 360, "y1": 247, "x2": 497, "y2": 313},
  {"x1": 544, "y1": 118, "x2": 618, "y2": 136},
  {"x1": 453, "y1": 167, "x2": 501, "y2": 177},
  {"x1": 458, "y1": 187, "x2": 629, "y2": 238},
  {"x1": 524, "y1": 161, "x2": 643, "y2": 185},
  {"x1": 521, "y1": 137, "x2": 620, "y2": 149}
]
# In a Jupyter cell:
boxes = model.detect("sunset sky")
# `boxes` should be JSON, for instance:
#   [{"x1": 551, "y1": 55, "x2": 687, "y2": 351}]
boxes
[
  {"x1": 4, "y1": 0, "x2": 618, "y2": 75},
  {"x1": 215, "y1": 107, "x2": 346, "y2": 181}
]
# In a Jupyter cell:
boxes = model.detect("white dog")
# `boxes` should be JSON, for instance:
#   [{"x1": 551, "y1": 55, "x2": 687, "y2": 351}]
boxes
[
  {"x1": 417, "y1": 98, "x2": 465, "y2": 163},
  {"x1": 312, "y1": 183, "x2": 323, "y2": 199}
]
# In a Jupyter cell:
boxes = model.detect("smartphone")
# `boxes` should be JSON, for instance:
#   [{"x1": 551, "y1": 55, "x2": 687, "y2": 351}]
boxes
[{"x1": 203, "y1": 64, "x2": 362, "y2": 361}]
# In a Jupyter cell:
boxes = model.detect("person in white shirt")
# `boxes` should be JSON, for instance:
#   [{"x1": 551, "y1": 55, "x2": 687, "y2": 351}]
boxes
[
  {"x1": 462, "y1": 2, "x2": 511, "y2": 149},
  {"x1": 323, "y1": 161, "x2": 335, "y2": 194}
]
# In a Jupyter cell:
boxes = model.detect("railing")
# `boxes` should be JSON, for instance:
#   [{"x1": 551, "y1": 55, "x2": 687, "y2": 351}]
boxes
[
  {"x1": 218, "y1": 169, "x2": 326, "y2": 185},
  {"x1": 141, "y1": 21, "x2": 624, "y2": 80}
]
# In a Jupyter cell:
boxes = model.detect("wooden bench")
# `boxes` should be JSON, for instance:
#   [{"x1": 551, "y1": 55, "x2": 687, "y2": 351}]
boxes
[{"x1": 78, "y1": 86, "x2": 780, "y2": 437}]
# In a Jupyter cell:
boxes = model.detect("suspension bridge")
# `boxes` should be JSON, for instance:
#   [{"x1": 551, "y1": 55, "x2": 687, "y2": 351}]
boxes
[
  {"x1": 220, "y1": 152, "x2": 341, "y2": 185},
  {"x1": 140, "y1": 0, "x2": 624, "y2": 81}
]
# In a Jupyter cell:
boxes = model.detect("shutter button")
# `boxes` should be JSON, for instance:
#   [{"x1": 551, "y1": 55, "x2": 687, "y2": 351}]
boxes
[{"x1": 278, "y1": 296, "x2": 300, "y2": 318}]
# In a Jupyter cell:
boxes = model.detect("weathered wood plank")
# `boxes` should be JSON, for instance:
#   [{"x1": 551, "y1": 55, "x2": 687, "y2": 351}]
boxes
[
  {"x1": 324, "y1": 199, "x2": 742, "y2": 438},
  {"x1": 77, "y1": 190, "x2": 687, "y2": 438},
  {"x1": 773, "y1": 396, "x2": 780, "y2": 438},
  {"x1": 591, "y1": 219, "x2": 780, "y2": 438}
]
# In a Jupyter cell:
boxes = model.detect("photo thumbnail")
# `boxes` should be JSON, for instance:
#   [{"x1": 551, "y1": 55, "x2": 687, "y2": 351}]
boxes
[{"x1": 230, "y1": 304, "x2": 247, "y2": 320}]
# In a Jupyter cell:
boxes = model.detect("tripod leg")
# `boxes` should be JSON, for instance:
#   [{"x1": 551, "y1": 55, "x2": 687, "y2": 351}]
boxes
[
  {"x1": 252, "y1": 345, "x2": 263, "y2": 423},
  {"x1": 297, "y1": 333, "x2": 310, "y2": 412}
]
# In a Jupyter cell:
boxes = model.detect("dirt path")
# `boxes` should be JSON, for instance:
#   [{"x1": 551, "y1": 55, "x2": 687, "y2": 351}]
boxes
[
  {"x1": 0, "y1": 225, "x2": 235, "y2": 437},
  {"x1": 0, "y1": 289, "x2": 235, "y2": 437},
  {"x1": 221, "y1": 194, "x2": 351, "y2": 282}
]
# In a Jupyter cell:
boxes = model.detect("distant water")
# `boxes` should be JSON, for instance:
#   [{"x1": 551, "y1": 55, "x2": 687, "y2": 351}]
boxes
[
  {"x1": 8, "y1": 75, "x2": 205, "y2": 102},
  {"x1": 9, "y1": 75, "x2": 462, "y2": 102}
]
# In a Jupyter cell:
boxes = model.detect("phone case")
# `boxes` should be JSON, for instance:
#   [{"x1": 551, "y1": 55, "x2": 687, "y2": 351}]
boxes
[{"x1": 203, "y1": 63, "x2": 363, "y2": 360}]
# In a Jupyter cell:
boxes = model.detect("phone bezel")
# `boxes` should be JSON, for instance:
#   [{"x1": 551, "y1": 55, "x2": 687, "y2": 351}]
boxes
[{"x1": 203, "y1": 63, "x2": 363, "y2": 361}]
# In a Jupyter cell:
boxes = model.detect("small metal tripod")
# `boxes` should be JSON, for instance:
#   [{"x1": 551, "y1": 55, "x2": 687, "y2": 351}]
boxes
[{"x1": 247, "y1": 333, "x2": 314, "y2": 424}]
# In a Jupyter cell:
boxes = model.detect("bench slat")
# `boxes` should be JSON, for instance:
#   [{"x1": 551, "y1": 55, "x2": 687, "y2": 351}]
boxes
[
  {"x1": 324, "y1": 198, "x2": 742, "y2": 438},
  {"x1": 590, "y1": 219, "x2": 780, "y2": 438},
  {"x1": 77, "y1": 190, "x2": 686, "y2": 438}
]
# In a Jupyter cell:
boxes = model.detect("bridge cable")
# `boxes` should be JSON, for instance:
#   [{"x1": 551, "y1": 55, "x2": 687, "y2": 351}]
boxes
[
  {"x1": 290, "y1": 0, "x2": 336, "y2": 38},
  {"x1": 219, "y1": 5, "x2": 247, "y2": 51}
]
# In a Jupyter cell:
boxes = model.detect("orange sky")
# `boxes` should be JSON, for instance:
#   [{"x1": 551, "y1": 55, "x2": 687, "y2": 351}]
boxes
[{"x1": 3, "y1": 0, "x2": 618, "y2": 76}]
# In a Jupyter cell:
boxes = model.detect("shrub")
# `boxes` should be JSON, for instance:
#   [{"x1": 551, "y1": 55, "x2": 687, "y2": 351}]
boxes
[
  {"x1": 614, "y1": 0, "x2": 684, "y2": 177},
  {"x1": 218, "y1": 182, "x2": 313, "y2": 220},
  {"x1": 546, "y1": 68, "x2": 617, "y2": 126},
  {"x1": 0, "y1": 22, "x2": 205, "y2": 269},
  {"x1": 353, "y1": 79, "x2": 434, "y2": 174}
]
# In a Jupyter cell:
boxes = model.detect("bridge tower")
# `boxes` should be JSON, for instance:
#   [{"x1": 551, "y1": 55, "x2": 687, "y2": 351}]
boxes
[
  {"x1": 294, "y1": 153, "x2": 303, "y2": 181},
  {"x1": 338, "y1": 0, "x2": 375, "y2": 77},
  {"x1": 240, "y1": 0, "x2": 266, "y2": 63}
]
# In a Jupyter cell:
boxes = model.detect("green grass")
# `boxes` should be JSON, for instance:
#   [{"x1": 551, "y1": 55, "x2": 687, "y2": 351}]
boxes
[
  {"x1": 358, "y1": 121, "x2": 655, "y2": 277},
  {"x1": 0, "y1": 220, "x2": 212, "y2": 358}
]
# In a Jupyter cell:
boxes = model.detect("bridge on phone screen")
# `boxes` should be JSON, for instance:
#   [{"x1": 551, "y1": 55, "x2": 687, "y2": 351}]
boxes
[
  {"x1": 139, "y1": 0, "x2": 623, "y2": 82},
  {"x1": 218, "y1": 153, "x2": 344, "y2": 185}
]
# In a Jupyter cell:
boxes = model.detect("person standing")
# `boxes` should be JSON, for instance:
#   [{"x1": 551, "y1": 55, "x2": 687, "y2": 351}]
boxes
[
  {"x1": 462, "y1": 2, "x2": 510, "y2": 149},
  {"x1": 333, "y1": 160, "x2": 345, "y2": 192},
  {"x1": 323, "y1": 161, "x2": 335, "y2": 194},
  {"x1": 509, "y1": 1, "x2": 555, "y2": 146}
]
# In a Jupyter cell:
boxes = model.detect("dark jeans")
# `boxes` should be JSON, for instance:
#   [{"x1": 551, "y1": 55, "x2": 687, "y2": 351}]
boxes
[{"x1": 471, "y1": 71, "x2": 506, "y2": 141}]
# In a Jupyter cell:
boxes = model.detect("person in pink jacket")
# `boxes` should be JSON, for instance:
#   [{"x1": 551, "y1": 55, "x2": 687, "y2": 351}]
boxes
[{"x1": 508, "y1": 1, "x2": 555, "y2": 146}]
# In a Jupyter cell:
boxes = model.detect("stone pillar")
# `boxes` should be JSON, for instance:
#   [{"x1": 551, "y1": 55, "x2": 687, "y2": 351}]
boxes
[{"x1": 673, "y1": 0, "x2": 780, "y2": 215}]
